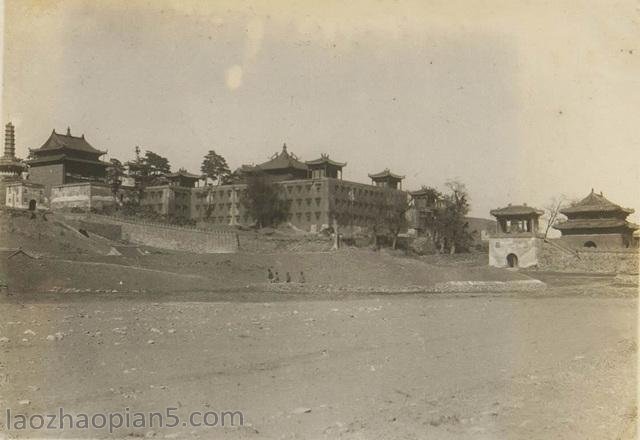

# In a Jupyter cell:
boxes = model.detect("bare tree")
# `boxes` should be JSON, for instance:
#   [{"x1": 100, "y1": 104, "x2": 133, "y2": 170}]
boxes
[
  {"x1": 439, "y1": 180, "x2": 473, "y2": 254},
  {"x1": 373, "y1": 192, "x2": 411, "y2": 250},
  {"x1": 543, "y1": 195, "x2": 571, "y2": 239}
]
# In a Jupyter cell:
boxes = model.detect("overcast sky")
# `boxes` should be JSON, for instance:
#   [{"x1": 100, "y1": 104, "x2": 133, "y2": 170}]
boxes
[{"x1": 2, "y1": 0, "x2": 638, "y2": 219}]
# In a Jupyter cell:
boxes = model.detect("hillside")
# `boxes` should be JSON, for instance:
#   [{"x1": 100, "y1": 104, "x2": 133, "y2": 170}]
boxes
[
  {"x1": 1, "y1": 208, "x2": 530, "y2": 295},
  {"x1": 0, "y1": 209, "x2": 117, "y2": 258}
]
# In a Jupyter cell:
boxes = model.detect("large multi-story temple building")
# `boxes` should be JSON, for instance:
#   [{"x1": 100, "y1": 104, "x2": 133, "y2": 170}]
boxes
[
  {"x1": 27, "y1": 128, "x2": 109, "y2": 195},
  {"x1": 19, "y1": 127, "x2": 113, "y2": 210},
  {"x1": 141, "y1": 144, "x2": 408, "y2": 233},
  {"x1": 554, "y1": 190, "x2": 638, "y2": 249}
]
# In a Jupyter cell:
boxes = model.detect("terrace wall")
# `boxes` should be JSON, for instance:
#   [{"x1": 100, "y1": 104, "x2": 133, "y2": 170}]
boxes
[
  {"x1": 65, "y1": 214, "x2": 239, "y2": 253},
  {"x1": 538, "y1": 241, "x2": 638, "y2": 274},
  {"x1": 51, "y1": 183, "x2": 116, "y2": 210}
]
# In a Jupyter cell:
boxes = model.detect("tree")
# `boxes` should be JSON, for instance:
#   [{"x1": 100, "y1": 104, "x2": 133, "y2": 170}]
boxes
[
  {"x1": 370, "y1": 192, "x2": 412, "y2": 250},
  {"x1": 142, "y1": 150, "x2": 171, "y2": 176},
  {"x1": 241, "y1": 172, "x2": 290, "y2": 228},
  {"x1": 426, "y1": 180, "x2": 473, "y2": 254},
  {"x1": 106, "y1": 158, "x2": 125, "y2": 198},
  {"x1": 201, "y1": 150, "x2": 231, "y2": 185},
  {"x1": 442, "y1": 180, "x2": 473, "y2": 253},
  {"x1": 124, "y1": 147, "x2": 170, "y2": 206},
  {"x1": 383, "y1": 193, "x2": 411, "y2": 250},
  {"x1": 543, "y1": 195, "x2": 571, "y2": 239}
]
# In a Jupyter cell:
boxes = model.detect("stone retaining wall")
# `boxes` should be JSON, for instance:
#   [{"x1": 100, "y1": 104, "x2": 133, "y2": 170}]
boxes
[
  {"x1": 51, "y1": 183, "x2": 116, "y2": 211},
  {"x1": 538, "y1": 242, "x2": 638, "y2": 274},
  {"x1": 65, "y1": 214, "x2": 239, "y2": 253}
]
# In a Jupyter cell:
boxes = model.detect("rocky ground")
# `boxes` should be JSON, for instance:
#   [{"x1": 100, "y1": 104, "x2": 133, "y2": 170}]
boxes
[{"x1": 0, "y1": 280, "x2": 636, "y2": 440}]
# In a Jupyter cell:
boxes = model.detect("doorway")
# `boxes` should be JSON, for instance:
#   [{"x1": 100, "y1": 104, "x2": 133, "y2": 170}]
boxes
[
  {"x1": 28, "y1": 199, "x2": 37, "y2": 211},
  {"x1": 506, "y1": 253, "x2": 518, "y2": 268}
]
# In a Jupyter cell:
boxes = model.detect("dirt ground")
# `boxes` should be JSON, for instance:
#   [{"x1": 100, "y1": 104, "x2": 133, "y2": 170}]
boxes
[
  {"x1": 1, "y1": 210, "x2": 637, "y2": 439},
  {"x1": 0, "y1": 282, "x2": 636, "y2": 440}
]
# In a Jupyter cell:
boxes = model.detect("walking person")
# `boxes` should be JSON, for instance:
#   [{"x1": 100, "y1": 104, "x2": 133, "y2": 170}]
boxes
[
  {"x1": 268, "y1": 267, "x2": 274, "y2": 283},
  {"x1": 299, "y1": 271, "x2": 306, "y2": 284}
]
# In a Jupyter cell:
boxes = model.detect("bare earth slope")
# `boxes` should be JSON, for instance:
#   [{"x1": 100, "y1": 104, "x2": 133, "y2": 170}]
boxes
[{"x1": 1, "y1": 209, "x2": 528, "y2": 294}]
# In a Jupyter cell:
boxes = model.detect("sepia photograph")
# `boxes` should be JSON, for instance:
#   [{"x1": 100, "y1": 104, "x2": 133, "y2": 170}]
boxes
[{"x1": 0, "y1": 0, "x2": 638, "y2": 438}]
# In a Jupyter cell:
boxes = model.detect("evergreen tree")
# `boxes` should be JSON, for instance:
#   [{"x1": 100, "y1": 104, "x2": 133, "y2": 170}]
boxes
[
  {"x1": 201, "y1": 150, "x2": 231, "y2": 185},
  {"x1": 241, "y1": 173, "x2": 290, "y2": 228}
]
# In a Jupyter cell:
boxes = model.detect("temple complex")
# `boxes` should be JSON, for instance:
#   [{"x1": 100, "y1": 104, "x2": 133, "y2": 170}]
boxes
[
  {"x1": 554, "y1": 190, "x2": 638, "y2": 249},
  {"x1": 140, "y1": 143, "x2": 408, "y2": 233}
]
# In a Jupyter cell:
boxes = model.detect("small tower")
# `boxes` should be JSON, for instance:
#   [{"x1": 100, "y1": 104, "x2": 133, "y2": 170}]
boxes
[
  {"x1": 0, "y1": 122, "x2": 28, "y2": 206},
  {"x1": 488, "y1": 204, "x2": 544, "y2": 268},
  {"x1": 0, "y1": 122, "x2": 26, "y2": 177},
  {"x1": 368, "y1": 168, "x2": 405, "y2": 190},
  {"x1": 4, "y1": 122, "x2": 16, "y2": 158},
  {"x1": 305, "y1": 153, "x2": 346, "y2": 179}
]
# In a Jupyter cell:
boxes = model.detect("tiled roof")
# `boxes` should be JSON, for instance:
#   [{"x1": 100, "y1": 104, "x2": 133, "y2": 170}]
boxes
[
  {"x1": 554, "y1": 218, "x2": 639, "y2": 230},
  {"x1": 490, "y1": 205, "x2": 543, "y2": 217},
  {"x1": 368, "y1": 169, "x2": 405, "y2": 180},
  {"x1": 257, "y1": 144, "x2": 308, "y2": 172},
  {"x1": 305, "y1": 154, "x2": 346, "y2": 168},
  {"x1": 33, "y1": 129, "x2": 105, "y2": 156},
  {"x1": 166, "y1": 170, "x2": 201, "y2": 179},
  {"x1": 561, "y1": 190, "x2": 634, "y2": 215},
  {"x1": 27, "y1": 153, "x2": 108, "y2": 167}
]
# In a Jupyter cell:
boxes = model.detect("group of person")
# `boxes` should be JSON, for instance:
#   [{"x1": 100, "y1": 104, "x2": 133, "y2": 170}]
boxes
[{"x1": 267, "y1": 267, "x2": 305, "y2": 284}]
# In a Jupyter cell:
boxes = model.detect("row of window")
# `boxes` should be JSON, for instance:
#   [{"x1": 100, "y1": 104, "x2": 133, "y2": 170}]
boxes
[
  {"x1": 195, "y1": 188, "x2": 245, "y2": 200},
  {"x1": 290, "y1": 198, "x2": 322, "y2": 207},
  {"x1": 334, "y1": 199, "x2": 400, "y2": 210},
  {"x1": 335, "y1": 212, "x2": 378, "y2": 224},
  {"x1": 284, "y1": 183, "x2": 323, "y2": 194},
  {"x1": 335, "y1": 185, "x2": 404, "y2": 200},
  {"x1": 195, "y1": 203, "x2": 237, "y2": 211}
]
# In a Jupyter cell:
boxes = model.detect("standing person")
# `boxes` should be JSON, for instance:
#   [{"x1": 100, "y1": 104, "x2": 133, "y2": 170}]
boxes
[
  {"x1": 267, "y1": 268, "x2": 274, "y2": 283},
  {"x1": 299, "y1": 271, "x2": 306, "y2": 284},
  {"x1": 285, "y1": 272, "x2": 291, "y2": 283},
  {"x1": 274, "y1": 272, "x2": 280, "y2": 283}
]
